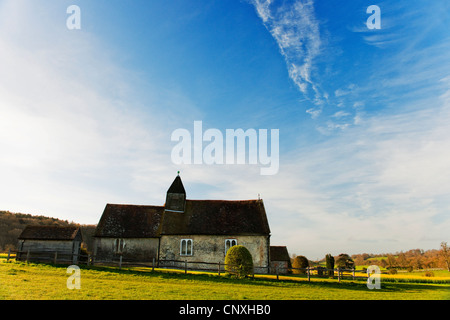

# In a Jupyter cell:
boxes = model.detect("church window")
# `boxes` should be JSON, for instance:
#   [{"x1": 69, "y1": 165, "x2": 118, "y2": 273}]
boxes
[{"x1": 180, "y1": 239, "x2": 193, "y2": 256}]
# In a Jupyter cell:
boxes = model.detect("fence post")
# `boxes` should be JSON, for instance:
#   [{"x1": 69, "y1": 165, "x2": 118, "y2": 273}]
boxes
[
  {"x1": 338, "y1": 268, "x2": 341, "y2": 282},
  {"x1": 7, "y1": 249, "x2": 11, "y2": 262},
  {"x1": 218, "y1": 262, "x2": 221, "y2": 276},
  {"x1": 307, "y1": 267, "x2": 310, "y2": 282},
  {"x1": 26, "y1": 250, "x2": 30, "y2": 264},
  {"x1": 184, "y1": 260, "x2": 187, "y2": 274},
  {"x1": 54, "y1": 251, "x2": 58, "y2": 265},
  {"x1": 152, "y1": 258, "x2": 155, "y2": 272},
  {"x1": 88, "y1": 254, "x2": 91, "y2": 266},
  {"x1": 119, "y1": 255, "x2": 123, "y2": 270},
  {"x1": 276, "y1": 266, "x2": 279, "y2": 280},
  {"x1": 352, "y1": 269, "x2": 355, "y2": 280}
]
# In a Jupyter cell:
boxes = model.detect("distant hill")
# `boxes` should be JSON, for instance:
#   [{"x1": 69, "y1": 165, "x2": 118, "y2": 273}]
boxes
[{"x1": 0, "y1": 211, "x2": 96, "y2": 253}]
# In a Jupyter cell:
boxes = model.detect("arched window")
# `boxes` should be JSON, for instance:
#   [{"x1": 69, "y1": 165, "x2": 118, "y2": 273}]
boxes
[
  {"x1": 180, "y1": 239, "x2": 193, "y2": 256},
  {"x1": 225, "y1": 239, "x2": 237, "y2": 254}
]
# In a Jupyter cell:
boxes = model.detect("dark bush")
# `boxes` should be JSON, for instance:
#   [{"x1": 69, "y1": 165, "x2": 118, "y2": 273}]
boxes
[{"x1": 292, "y1": 255, "x2": 309, "y2": 274}]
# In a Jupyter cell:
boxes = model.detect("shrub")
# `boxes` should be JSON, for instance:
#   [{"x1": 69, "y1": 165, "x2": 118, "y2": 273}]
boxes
[
  {"x1": 224, "y1": 245, "x2": 253, "y2": 278},
  {"x1": 424, "y1": 271, "x2": 434, "y2": 277},
  {"x1": 292, "y1": 255, "x2": 309, "y2": 274}
]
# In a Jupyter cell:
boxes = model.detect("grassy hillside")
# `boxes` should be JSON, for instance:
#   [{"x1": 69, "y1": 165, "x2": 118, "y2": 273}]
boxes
[{"x1": 1, "y1": 257, "x2": 449, "y2": 300}]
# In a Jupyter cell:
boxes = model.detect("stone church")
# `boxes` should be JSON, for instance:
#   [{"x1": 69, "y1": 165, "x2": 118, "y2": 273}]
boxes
[{"x1": 93, "y1": 174, "x2": 272, "y2": 272}]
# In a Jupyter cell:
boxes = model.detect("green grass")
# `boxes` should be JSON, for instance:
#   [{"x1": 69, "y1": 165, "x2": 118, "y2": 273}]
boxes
[{"x1": 1, "y1": 258, "x2": 449, "y2": 300}]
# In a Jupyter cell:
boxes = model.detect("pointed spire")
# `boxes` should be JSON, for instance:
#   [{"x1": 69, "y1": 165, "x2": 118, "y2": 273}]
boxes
[
  {"x1": 167, "y1": 174, "x2": 186, "y2": 194},
  {"x1": 165, "y1": 173, "x2": 186, "y2": 213}
]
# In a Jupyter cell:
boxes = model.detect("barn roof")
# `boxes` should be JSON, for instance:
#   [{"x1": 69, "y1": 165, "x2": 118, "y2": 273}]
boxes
[
  {"x1": 270, "y1": 246, "x2": 290, "y2": 262},
  {"x1": 18, "y1": 225, "x2": 82, "y2": 241},
  {"x1": 94, "y1": 204, "x2": 164, "y2": 238},
  {"x1": 160, "y1": 199, "x2": 271, "y2": 236}
]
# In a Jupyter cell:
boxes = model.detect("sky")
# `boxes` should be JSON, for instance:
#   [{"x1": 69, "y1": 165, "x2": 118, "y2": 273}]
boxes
[{"x1": 0, "y1": 0, "x2": 449, "y2": 259}]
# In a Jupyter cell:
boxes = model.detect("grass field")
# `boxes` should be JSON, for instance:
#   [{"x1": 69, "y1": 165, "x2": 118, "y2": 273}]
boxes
[{"x1": 1, "y1": 257, "x2": 449, "y2": 300}]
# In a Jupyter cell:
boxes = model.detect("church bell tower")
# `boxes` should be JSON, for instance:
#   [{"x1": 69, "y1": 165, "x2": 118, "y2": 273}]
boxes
[{"x1": 165, "y1": 172, "x2": 186, "y2": 213}]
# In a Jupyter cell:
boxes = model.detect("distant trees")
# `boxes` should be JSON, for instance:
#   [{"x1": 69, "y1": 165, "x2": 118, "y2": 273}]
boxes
[
  {"x1": 349, "y1": 246, "x2": 450, "y2": 271},
  {"x1": 440, "y1": 242, "x2": 450, "y2": 272},
  {"x1": 386, "y1": 254, "x2": 397, "y2": 269},
  {"x1": 335, "y1": 253, "x2": 355, "y2": 269}
]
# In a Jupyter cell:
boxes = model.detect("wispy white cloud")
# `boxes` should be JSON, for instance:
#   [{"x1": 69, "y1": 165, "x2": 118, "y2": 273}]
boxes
[
  {"x1": 250, "y1": 0, "x2": 326, "y2": 116},
  {"x1": 332, "y1": 111, "x2": 351, "y2": 118},
  {"x1": 334, "y1": 84, "x2": 357, "y2": 98}
]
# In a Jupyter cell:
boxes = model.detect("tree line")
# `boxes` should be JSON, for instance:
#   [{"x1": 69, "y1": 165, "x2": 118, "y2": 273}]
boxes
[
  {"x1": 290, "y1": 243, "x2": 450, "y2": 272},
  {"x1": 350, "y1": 244, "x2": 450, "y2": 271}
]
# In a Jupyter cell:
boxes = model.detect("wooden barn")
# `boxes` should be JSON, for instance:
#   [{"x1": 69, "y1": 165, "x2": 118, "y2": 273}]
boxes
[
  {"x1": 93, "y1": 174, "x2": 272, "y2": 273},
  {"x1": 17, "y1": 225, "x2": 83, "y2": 264}
]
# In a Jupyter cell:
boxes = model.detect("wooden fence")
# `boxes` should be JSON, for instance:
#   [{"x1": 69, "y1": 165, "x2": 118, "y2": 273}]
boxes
[
  {"x1": 4, "y1": 249, "x2": 372, "y2": 282},
  {"x1": 8, "y1": 249, "x2": 83, "y2": 265}
]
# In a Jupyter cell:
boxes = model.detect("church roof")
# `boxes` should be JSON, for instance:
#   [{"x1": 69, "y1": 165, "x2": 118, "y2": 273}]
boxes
[
  {"x1": 94, "y1": 199, "x2": 270, "y2": 238},
  {"x1": 160, "y1": 199, "x2": 270, "y2": 236},
  {"x1": 94, "y1": 204, "x2": 164, "y2": 238}
]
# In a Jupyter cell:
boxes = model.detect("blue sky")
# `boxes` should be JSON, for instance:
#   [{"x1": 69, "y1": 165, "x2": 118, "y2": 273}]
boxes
[{"x1": 0, "y1": 0, "x2": 449, "y2": 258}]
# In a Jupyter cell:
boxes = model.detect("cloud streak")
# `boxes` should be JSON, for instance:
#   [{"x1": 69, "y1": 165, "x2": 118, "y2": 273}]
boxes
[{"x1": 250, "y1": 0, "x2": 326, "y2": 113}]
